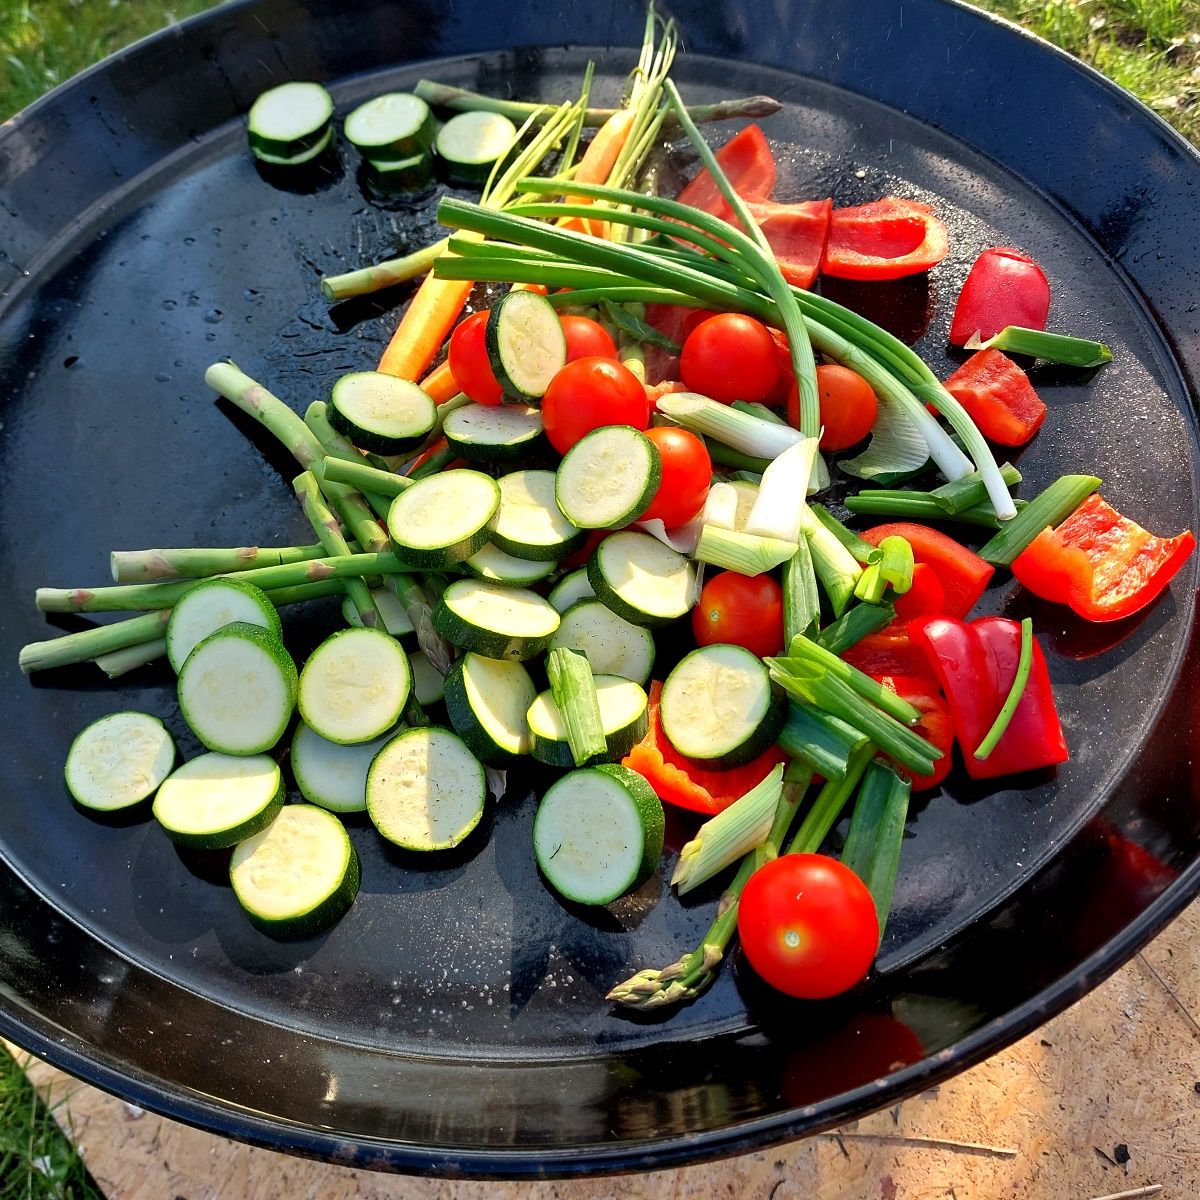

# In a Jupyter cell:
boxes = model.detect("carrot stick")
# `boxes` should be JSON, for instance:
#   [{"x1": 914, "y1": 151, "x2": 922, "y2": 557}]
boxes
[
  {"x1": 378, "y1": 275, "x2": 475, "y2": 381},
  {"x1": 418, "y1": 360, "x2": 461, "y2": 404},
  {"x1": 559, "y1": 108, "x2": 638, "y2": 238}
]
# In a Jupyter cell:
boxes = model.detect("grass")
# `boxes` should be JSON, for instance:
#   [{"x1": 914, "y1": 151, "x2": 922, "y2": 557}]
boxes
[{"x1": 0, "y1": 1045, "x2": 102, "y2": 1200}]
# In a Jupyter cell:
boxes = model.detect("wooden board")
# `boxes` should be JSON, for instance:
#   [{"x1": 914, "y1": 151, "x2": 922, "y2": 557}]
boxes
[{"x1": 13, "y1": 898, "x2": 1199, "y2": 1199}]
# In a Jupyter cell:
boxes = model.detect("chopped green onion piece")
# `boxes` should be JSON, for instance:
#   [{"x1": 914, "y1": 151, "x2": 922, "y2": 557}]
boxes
[
  {"x1": 809, "y1": 504, "x2": 876, "y2": 564},
  {"x1": 657, "y1": 393, "x2": 803, "y2": 459},
  {"x1": 973, "y1": 617, "x2": 1035, "y2": 760},
  {"x1": 546, "y1": 647, "x2": 607, "y2": 766},
  {"x1": 671, "y1": 763, "x2": 785, "y2": 894},
  {"x1": 854, "y1": 561, "x2": 887, "y2": 605},
  {"x1": 816, "y1": 601, "x2": 896, "y2": 656},
  {"x1": 976, "y1": 474, "x2": 1102, "y2": 566},
  {"x1": 869, "y1": 535, "x2": 915, "y2": 594},
  {"x1": 694, "y1": 525, "x2": 797, "y2": 575},
  {"x1": 731, "y1": 401, "x2": 788, "y2": 426},
  {"x1": 744, "y1": 438, "x2": 819, "y2": 544},
  {"x1": 931, "y1": 462, "x2": 1021, "y2": 514},
  {"x1": 706, "y1": 442, "x2": 773, "y2": 473},
  {"x1": 840, "y1": 761, "x2": 911, "y2": 943},
  {"x1": 783, "y1": 539, "x2": 820, "y2": 644},
  {"x1": 784, "y1": 746, "x2": 875, "y2": 855},
  {"x1": 777, "y1": 701, "x2": 869, "y2": 781},
  {"x1": 970, "y1": 325, "x2": 1113, "y2": 368},
  {"x1": 797, "y1": 508, "x2": 863, "y2": 618},
  {"x1": 843, "y1": 491, "x2": 1020, "y2": 528}
]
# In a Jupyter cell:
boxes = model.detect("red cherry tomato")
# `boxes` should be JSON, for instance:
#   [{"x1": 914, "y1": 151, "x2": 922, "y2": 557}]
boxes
[
  {"x1": 447, "y1": 310, "x2": 503, "y2": 406},
  {"x1": 691, "y1": 572, "x2": 784, "y2": 659},
  {"x1": 788, "y1": 364, "x2": 878, "y2": 449},
  {"x1": 541, "y1": 356, "x2": 648, "y2": 455},
  {"x1": 738, "y1": 853, "x2": 879, "y2": 999},
  {"x1": 680, "y1": 313, "x2": 780, "y2": 404},
  {"x1": 560, "y1": 314, "x2": 618, "y2": 362},
  {"x1": 638, "y1": 427, "x2": 711, "y2": 529}
]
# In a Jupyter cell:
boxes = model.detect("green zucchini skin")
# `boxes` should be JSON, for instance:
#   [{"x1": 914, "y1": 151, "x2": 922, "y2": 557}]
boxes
[
  {"x1": 434, "y1": 110, "x2": 517, "y2": 186},
  {"x1": 432, "y1": 579, "x2": 560, "y2": 662},
  {"x1": 484, "y1": 291, "x2": 567, "y2": 401},
  {"x1": 247, "y1": 81, "x2": 334, "y2": 162},
  {"x1": 442, "y1": 653, "x2": 536, "y2": 767},
  {"x1": 328, "y1": 373, "x2": 437, "y2": 456},
  {"x1": 491, "y1": 470, "x2": 585, "y2": 562}
]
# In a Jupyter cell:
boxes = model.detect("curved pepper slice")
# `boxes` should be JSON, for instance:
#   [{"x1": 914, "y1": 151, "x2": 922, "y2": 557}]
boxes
[
  {"x1": 841, "y1": 624, "x2": 936, "y2": 678},
  {"x1": 909, "y1": 615, "x2": 1068, "y2": 780},
  {"x1": 875, "y1": 673, "x2": 954, "y2": 792},
  {"x1": 821, "y1": 197, "x2": 949, "y2": 281},
  {"x1": 860, "y1": 523, "x2": 994, "y2": 619},
  {"x1": 943, "y1": 348, "x2": 1046, "y2": 447},
  {"x1": 747, "y1": 198, "x2": 832, "y2": 288},
  {"x1": 1011, "y1": 493, "x2": 1196, "y2": 622},
  {"x1": 949, "y1": 247, "x2": 1050, "y2": 346},
  {"x1": 622, "y1": 681, "x2": 786, "y2": 815},
  {"x1": 675, "y1": 124, "x2": 777, "y2": 222}
]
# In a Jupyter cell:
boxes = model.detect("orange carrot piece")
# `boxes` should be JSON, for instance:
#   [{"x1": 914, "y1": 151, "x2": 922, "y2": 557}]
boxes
[
  {"x1": 559, "y1": 108, "x2": 637, "y2": 238},
  {"x1": 378, "y1": 275, "x2": 474, "y2": 381},
  {"x1": 418, "y1": 360, "x2": 461, "y2": 404}
]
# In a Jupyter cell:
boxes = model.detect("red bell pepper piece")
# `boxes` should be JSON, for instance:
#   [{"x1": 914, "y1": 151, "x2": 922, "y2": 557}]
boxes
[
  {"x1": 840, "y1": 624, "x2": 934, "y2": 678},
  {"x1": 949, "y1": 247, "x2": 1050, "y2": 346},
  {"x1": 821, "y1": 197, "x2": 949, "y2": 281},
  {"x1": 892, "y1": 562, "x2": 947, "y2": 622},
  {"x1": 942, "y1": 348, "x2": 1046, "y2": 446},
  {"x1": 674, "y1": 124, "x2": 777, "y2": 222},
  {"x1": 1011, "y1": 493, "x2": 1196, "y2": 622},
  {"x1": 875, "y1": 673, "x2": 954, "y2": 792},
  {"x1": 747, "y1": 198, "x2": 832, "y2": 288},
  {"x1": 622, "y1": 681, "x2": 787, "y2": 815},
  {"x1": 909, "y1": 615, "x2": 1068, "y2": 779},
  {"x1": 860, "y1": 523, "x2": 994, "y2": 619}
]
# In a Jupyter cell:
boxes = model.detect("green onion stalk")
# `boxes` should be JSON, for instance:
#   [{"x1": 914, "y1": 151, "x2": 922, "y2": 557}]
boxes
[{"x1": 608, "y1": 764, "x2": 814, "y2": 1009}]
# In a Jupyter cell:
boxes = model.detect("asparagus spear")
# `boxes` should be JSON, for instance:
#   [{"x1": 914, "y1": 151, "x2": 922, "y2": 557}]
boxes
[
  {"x1": 317, "y1": 456, "x2": 411, "y2": 499},
  {"x1": 109, "y1": 543, "x2": 326, "y2": 584},
  {"x1": 94, "y1": 638, "x2": 168, "y2": 678},
  {"x1": 293, "y1": 471, "x2": 380, "y2": 627},
  {"x1": 303, "y1": 400, "x2": 394, "y2": 521},
  {"x1": 411, "y1": 79, "x2": 782, "y2": 128}
]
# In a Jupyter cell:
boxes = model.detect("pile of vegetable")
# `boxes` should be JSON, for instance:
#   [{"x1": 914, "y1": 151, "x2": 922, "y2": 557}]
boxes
[{"x1": 22, "y1": 7, "x2": 1197, "y2": 1009}]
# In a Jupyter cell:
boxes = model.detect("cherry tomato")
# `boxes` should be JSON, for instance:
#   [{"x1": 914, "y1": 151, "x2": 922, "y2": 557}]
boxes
[
  {"x1": 691, "y1": 571, "x2": 784, "y2": 658},
  {"x1": 787, "y1": 364, "x2": 878, "y2": 450},
  {"x1": 738, "y1": 853, "x2": 879, "y2": 999},
  {"x1": 560, "y1": 314, "x2": 618, "y2": 362},
  {"x1": 541, "y1": 356, "x2": 648, "y2": 455},
  {"x1": 447, "y1": 310, "x2": 503, "y2": 406},
  {"x1": 638, "y1": 427, "x2": 711, "y2": 528},
  {"x1": 680, "y1": 313, "x2": 780, "y2": 403}
]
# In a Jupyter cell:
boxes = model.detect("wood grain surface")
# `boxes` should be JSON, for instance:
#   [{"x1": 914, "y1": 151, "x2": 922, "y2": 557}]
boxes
[{"x1": 12, "y1": 899, "x2": 1199, "y2": 1199}]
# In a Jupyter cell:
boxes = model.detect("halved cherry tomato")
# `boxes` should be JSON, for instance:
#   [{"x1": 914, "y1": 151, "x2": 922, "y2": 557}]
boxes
[
  {"x1": 680, "y1": 313, "x2": 780, "y2": 403},
  {"x1": 541, "y1": 356, "x2": 648, "y2": 455},
  {"x1": 738, "y1": 853, "x2": 879, "y2": 999},
  {"x1": 560, "y1": 314, "x2": 618, "y2": 362},
  {"x1": 860, "y1": 524, "x2": 994, "y2": 620},
  {"x1": 638, "y1": 427, "x2": 711, "y2": 529},
  {"x1": 691, "y1": 572, "x2": 784, "y2": 658},
  {"x1": 447, "y1": 310, "x2": 503, "y2": 406}
]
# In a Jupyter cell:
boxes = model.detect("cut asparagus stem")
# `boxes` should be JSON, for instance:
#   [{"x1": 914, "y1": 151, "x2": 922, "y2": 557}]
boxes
[
  {"x1": 608, "y1": 767, "x2": 814, "y2": 1009},
  {"x1": 94, "y1": 638, "x2": 168, "y2": 678},
  {"x1": 293, "y1": 471, "x2": 380, "y2": 627},
  {"x1": 317, "y1": 456, "x2": 412, "y2": 498},
  {"x1": 109, "y1": 544, "x2": 326, "y2": 584},
  {"x1": 412, "y1": 78, "x2": 782, "y2": 128},
  {"x1": 35, "y1": 551, "x2": 409, "y2": 613},
  {"x1": 303, "y1": 400, "x2": 394, "y2": 521}
]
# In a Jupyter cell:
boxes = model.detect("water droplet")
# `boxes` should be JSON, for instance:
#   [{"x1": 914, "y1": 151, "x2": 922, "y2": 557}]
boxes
[
  {"x1": 161, "y1": 299, "x2": 177, "y2": 311},
  {"x1": 205, "y1": 331, "x2": 217, "y2": 342},
  {"x1": 203, "y1": 308, "x2": 224, "y2": 324},
  {"x1": 154, "y1": 372, "x2": 170, "y2": 383},
  {"x1": 183, "y1": 236, "x2": 195, "y2": 246}
]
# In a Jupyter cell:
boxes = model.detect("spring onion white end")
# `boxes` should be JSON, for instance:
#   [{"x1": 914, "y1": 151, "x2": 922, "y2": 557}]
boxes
[
  {"x1": 744, "y1": 438, "x2": 819, "y2": 544},
  {"x1": 656, "y1": 393, "x2": 804, "y2": 459},
  {"x1": 695, "y1": 526, "x2": 797, "y2": 576}
]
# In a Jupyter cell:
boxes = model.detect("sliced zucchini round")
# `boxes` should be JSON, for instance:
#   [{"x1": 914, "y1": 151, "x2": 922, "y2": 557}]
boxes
[
  {"x1": 298, "y1": 627, "x2": 411, "y2": 745},
  {"x1": 484, "y1": 291, "x2": 567, "y2": 401},
  {"x1": 367, "y1": 726, "x2": 486, "y2": 851},
  {"x1": 291, "y1": 722, "x2": 395, "y2": 814},
  {"x1": 177, "y1": 622, "x2": 297, "y2": 756},
  {"x1": 443, "y1": 402, "x2": 545, "y2": 464},
  {"x1": 230, "y1": 804, "x2": 360, "y2": 939},
  {"x1": 432, "y1": 578, "x2": 560, "y2": 661},
  {"x1": 408, "y1": 650, "x2": 446, "y2": 706},
  {"x1": 549, "y1": 599, "x2": 656, "y2": 685},
  {"x1": 548, "y1": 567, "x2": 596, "y2": 613},
  {"x1": 491, "y1": 469, "x2": 585, "y2": 562},
  {"x1": 247, "y1": 81, "x2": 334, "y2": 162},
  {"x1": 659, "y1": 643, "x2": 786, "y2": 766},
  {"x1": 166, "y1": 577, "x2": 282, "y2": 674},
  {"x1": 587, "y1": 530, "x2": 696, "y2": 627},
  {"x1": 526, "y1": 675, "x2": 649, "y2": 768},
  {"x1": 555, "y1": 425, "x2": 661, "y2": 530},
  {"x1": 341, "y1": 585, "x2": 414, "y2": 636},
  {"x1": 365, "y1": 151, "x2": 435, "y2": 195},
  {"x1": 435, "y1": 110, "x2": 516, "y2": 185},
  {"x1": 463, "y1": 541, "x2": 556, "y2": 585},
  {"x1": 329, "y1": 372, "x2": 437, "y2": 456},
  {"x1": 533, "y1": 763, "x2": 664, "y2": 905},
  {"x1": 65, "y1": 711, "x2": 175, "y2": 813},
  {"x1": 387, "y1": 469, "x2": 501, "y2": 568},
  {"x1": 344, "y1": 92, "x2": 434, "y2": 159},
  {"x1": 443, "y1": 653, "x2": 537, "y2": 767},
  {"x1": 153, "y1": 752, "x2": 284, "y2": 849}
]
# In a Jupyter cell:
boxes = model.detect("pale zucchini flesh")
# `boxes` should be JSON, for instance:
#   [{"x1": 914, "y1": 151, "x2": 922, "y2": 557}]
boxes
[
  {"x1": 367, "y1": 726, "x2": 486, "y2": 851},
  {"x1": 435, "y1": 110, "x2": 516, "y2": 184},
  {"x1": 247, "y1": 81, "x2": 334, "y2": 160},
  {"x1": 463, "y1": 541, "x2": 556, "y2": 585},
  {"x1": 166, "y1": 578, "x2": 281, "y2": 673},
  {"x1": 443, "y1": 403, "x2": 544, "y2": 463},
  {"x1": 153, "y1": 752, "x2": 284, "y2": 849},
  {"x1": 387, "y1": 469, "x2": 500, "y2": 567},
  {"x1": 434, "y1": 578, "x2": 560, "y2": 661},
  {"x1": 492, "y1": 470, "x2": 584, "y2": 561},
  {"x1": 65, "y1": 711, "x2": 175, "y2": 812},
  {"x1": 555, "y1": 425, "x2": 660, "y2": 530},
  {"x1": 291, "y1": 723, "x2": 395, "y2": 813},
  {"x1": 549, "y1": 599, "x2": 656, "y2": 685},
  {"x1": 485, "y1": 291, "x2": 567, "y2": 400},
  {"x1": 443, "y1": 653, "x2": 536, "y2": 766},
  {"x1": 329, "y1": 372, "x2": 436, "y2": 455},
  {"x1": 548, "y1": 568, "x2": 596, "y2": 613},
  {"x1": 526, "y1": 675, "x2": 649, "y2": 767},
  {"x1": 344, "y1": 92, "x2": 433, "y2": 158},
  {"x1": 587, "y1": 531, "x2": 696, "y2": 627}
]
